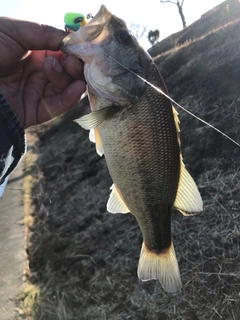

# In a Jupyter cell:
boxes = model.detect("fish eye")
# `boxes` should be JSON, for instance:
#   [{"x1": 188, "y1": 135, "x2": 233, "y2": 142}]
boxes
[
  {"x1": 116, "y1": 30, "x2": 132, "y2": 45},
  {"x1": 74, "y1": 17, "x2": 84, "y2": 24}
]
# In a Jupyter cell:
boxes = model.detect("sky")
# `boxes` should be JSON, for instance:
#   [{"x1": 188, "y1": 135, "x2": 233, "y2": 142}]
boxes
[{"x1": 1, "y1": 0, "x2": 224, "y2": 49}]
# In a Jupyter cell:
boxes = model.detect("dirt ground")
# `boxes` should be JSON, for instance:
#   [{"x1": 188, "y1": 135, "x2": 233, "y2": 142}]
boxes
[
  {"x1": 21, "y1": 2, "x2": 240, "y2": 319},
  {"x1": 0, "y1": 163, "x2": 25, "y2": 320}
]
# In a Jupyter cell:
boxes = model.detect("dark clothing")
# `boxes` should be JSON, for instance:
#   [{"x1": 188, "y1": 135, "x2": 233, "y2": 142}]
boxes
[{"x1": 0, "y1": 93, "x2": 26, "y2": 185}]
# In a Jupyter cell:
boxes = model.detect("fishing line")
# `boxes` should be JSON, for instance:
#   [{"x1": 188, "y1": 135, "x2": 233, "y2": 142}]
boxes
[
  {"x1": 2, "y1": 51, "x2": 239, "y2": 199},
  {"x1": 137, "y1": 75, "x2": 240, "y2": 148},
  {"x1": 106, "y1": 53, "x2": 240, "y2": 148}
]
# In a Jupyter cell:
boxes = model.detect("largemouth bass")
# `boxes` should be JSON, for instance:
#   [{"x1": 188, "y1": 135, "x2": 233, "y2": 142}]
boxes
[{"x1": 61, "y1": 5, "x2": 203, "y2": 292}]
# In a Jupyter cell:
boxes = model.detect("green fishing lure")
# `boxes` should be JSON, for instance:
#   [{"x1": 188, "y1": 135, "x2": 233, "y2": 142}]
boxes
[{"x1": 64, "y1": 12, "x2": 93, "y2": 33}]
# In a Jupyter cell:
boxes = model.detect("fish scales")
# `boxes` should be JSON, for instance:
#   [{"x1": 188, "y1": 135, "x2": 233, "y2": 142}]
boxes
[
  {"x1": 99, "y1": 63, "x2": 180, "y2": 254},
  {"x1": 61, "y1": 4, "x2": 203, "y2": 292}
]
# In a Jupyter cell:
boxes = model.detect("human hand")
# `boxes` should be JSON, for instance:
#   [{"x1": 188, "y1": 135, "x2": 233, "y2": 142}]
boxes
[{"x1": 0, "y1": 17, "x2": 86, "y2": 128}]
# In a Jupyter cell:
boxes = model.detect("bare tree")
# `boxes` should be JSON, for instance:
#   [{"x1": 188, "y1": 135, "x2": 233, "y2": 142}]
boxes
[
  {"x1": 130, "y1": 23, "x2": 148, "y2": 40},
  {"x1": 160, "y1": 0, "x2": 187, "y2": 28}
]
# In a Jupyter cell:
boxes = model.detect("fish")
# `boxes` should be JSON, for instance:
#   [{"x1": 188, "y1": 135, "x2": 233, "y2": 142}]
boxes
[{"x1": 61, "y1": 5, "x2": 203, "y2": 292}]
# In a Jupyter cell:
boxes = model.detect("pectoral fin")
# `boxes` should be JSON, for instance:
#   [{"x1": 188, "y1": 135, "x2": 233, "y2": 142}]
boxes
[
  {"x1": 107, "y1": 184, "x2": 130, "y2": 214},
  {"x1": 74, "y1": 107, "x2": 110, "y2": 130},
  {"x1": 74, "y1": 104, "x2": 125, "y2": 130},
  {"x1": 89, "y1": 128, "x2": 104, "y2": 156},
  {"x1": 174, "y1": 157, "x2": 203, "y2": 215}
]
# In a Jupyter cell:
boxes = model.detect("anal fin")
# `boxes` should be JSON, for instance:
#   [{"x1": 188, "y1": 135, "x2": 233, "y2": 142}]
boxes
[
  {"x1": 137, "y1": 242, "x2": 182, "y2": 293},
  {"x1": 107, "y1": 184, "x2": 130, "y2": 214}
]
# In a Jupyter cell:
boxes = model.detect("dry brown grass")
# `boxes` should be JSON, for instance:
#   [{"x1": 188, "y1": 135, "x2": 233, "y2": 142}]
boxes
[
  {"x1": 17, "y1": 133, "x2": 41, "y2": 319},
  {"x1": 152, "y1": 18, "x2": 240, "y2": 62}
]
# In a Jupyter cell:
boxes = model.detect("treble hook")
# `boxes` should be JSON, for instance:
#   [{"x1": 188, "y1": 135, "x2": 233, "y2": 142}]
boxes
[{"x1": 87, "y1": 13, "x2": 94, "y2": 19}]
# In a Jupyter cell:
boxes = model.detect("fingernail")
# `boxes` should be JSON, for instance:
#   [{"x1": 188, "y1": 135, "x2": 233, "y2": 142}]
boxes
[{"x1": 52, "y1": 59, "x2": 63, "y2": 73}]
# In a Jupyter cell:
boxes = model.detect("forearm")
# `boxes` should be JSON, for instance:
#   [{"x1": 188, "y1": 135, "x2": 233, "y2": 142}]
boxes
[{"x1": 0, "y1": 93, "x2": 26, "y2": 184}]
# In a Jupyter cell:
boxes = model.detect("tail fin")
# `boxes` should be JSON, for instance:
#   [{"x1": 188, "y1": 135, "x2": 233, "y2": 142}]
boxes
[{"x1": 137, "y1": 242, "x2": 182, "y2": 292}]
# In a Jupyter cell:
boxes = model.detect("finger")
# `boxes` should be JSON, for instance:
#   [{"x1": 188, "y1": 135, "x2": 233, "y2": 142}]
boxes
[
  {"x1": 43, "y1": 56, "x2": 74, "y2": 91},
  {"x1": 61, "y1": 55, "x2": 85, "y2": 81},
  {"x1": 0, "y1": 17, "x2": 66, "y2": 51},
  {"x1": 37, "y1": 81, "x2": 86, "y2": 124}
]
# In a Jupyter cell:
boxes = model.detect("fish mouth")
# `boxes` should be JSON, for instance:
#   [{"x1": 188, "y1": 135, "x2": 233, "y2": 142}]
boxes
[
  {"x1": 60, "y1": 5, "x2": 122, "y2": 100},
  {"x1": 61, "y1": 5, "x2": 112, "y2": 55},
  {"x1": 61, "y1": 5, "x2": 148, "y2": 103}
]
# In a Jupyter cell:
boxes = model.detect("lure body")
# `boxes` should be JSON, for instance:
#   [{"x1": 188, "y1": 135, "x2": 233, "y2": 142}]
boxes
[{"x1": 64, "y1": 13, "x2": 88, "y2": 33}]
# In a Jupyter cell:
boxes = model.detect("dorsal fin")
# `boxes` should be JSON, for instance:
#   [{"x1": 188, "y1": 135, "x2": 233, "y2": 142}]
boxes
[
  {"x1": 174, "y1": 156, "x2": 203, "y2": 215},
  {"x1": 171, "y1": 106, "x2": 203, "y2": 215},
  {"x1": 172, "y1": 106, "x2": 181, "y2": 145}
]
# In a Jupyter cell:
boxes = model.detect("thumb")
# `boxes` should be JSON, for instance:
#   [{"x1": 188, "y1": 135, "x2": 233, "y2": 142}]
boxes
[{"x1": 0, "y1": 17, "x2": 66, "y2": 51}]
